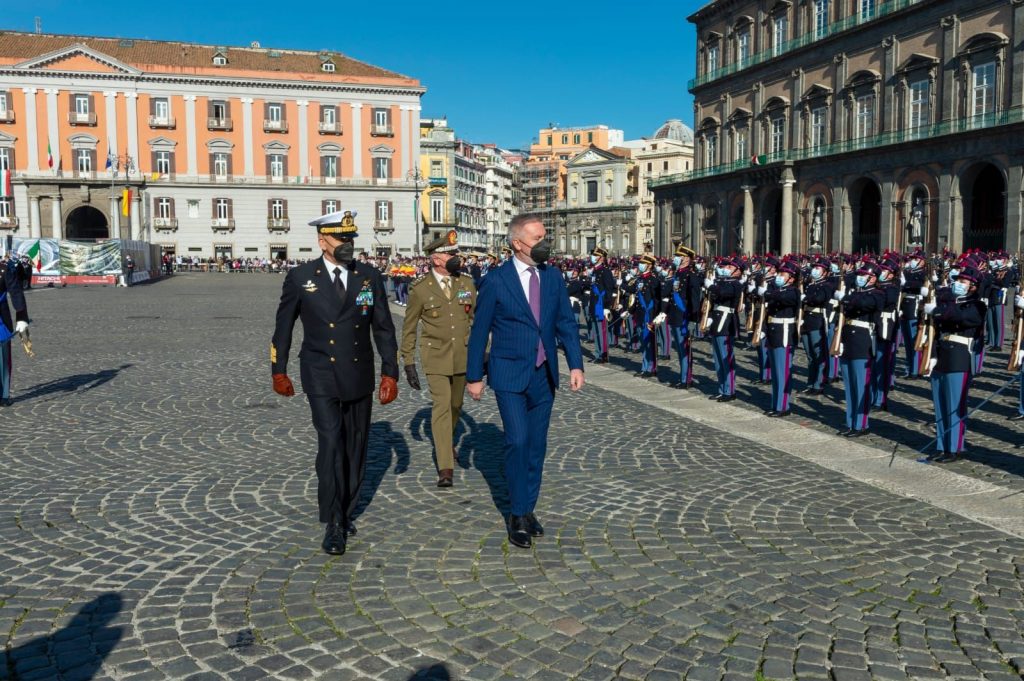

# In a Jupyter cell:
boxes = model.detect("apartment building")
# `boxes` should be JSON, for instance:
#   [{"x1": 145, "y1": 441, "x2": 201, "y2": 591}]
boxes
[
  {"x1": 651, "y1": 0, "x2": 1024, "y2": 257},
  {"x1": 0, "y1": 31, "x2": 424, "y2": 260}
]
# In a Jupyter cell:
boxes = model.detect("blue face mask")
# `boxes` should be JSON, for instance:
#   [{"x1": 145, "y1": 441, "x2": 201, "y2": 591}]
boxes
[
  {"x1": 673, "y1": 256, "x2": 682, "y2": 267},
  {"x1": 830, "y1": 263, "x2": 840, "y2": 273},
  {"x1": 810, "y1": 268, "x2": 824, "y2": 281},
  {"x1": 949, "y1": 268, "x2": 960, "y2": 279},
  {"x1": 856, "y1": 275, "x2": 869, "y2": 288},
  {"x1": 716, "y1": 266, "x2": 729, "y2": 277},
  {"x1": 774, "y1": 275, "x2": 786, "y2": 287},
  {"x1": 638, "y1": 263, "x2": 649, "y2": 273},
  {"x1": 952, "y1": 281, "x2": 969, "y2": 296},
  {"x1": 590, "y1": 254, "x2": 599, "y2": 264}
]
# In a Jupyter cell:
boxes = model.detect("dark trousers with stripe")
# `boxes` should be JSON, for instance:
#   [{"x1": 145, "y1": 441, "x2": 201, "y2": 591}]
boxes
[
  {"x1": 871, "y1": 340, "x2": 898, "y2": 408},
  {"x1": 756, "y1": 335, "x2": 771, "y2": 381},
  {"x1": 841, "y1": 357, "x2": 872, "y2": 431},
  {"x1": 802, "y1": 328, "x2": 828, "y2": 390},
  {"x1": 986, "y1": 304, "x2": 1004, "y2": 347},
  {"x1": 671, "y1": 326, "x2": 692, "y2": 386},
  {"x1": 899, "y1": 315, "x2": 920, "y2": 377},
  {"x1": 591, "y1": 317, "x2": 608, "y2": 356},
  {"x1": 826, "y1": 322, "x2": 841, "y2": 380},
  {"x1": 769, "y1": 345, "x2": 794, "y2": 413},
  {"x1": 931, "y1": 371, "x2": 970, "y2": 453},
  {"x1": 494, "y1": 364, "x2": 555, "y2": 517},
  {"x1": 0, "y1": 340, "x2": 11, "y2": 399},
  {"x1": 308, "y1": 393, "x2": 372, "y2": 524},
  {"x1": 711, "y1": 335, "x2": 735, "y2": 396}
]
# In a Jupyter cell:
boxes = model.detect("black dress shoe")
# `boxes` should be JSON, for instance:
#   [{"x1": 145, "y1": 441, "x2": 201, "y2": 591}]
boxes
[
  {"x1": 846, "y1": 429, "x2": 869, "y2": 438},
  {"x1": 525, "y1": 513, "x2": 544, "y2": 537},
  {"x1": 764, "y1": 409, "x2": 777, "y2": 416},
  {"x1": 718, "y1": 395, "x2": 737, "y2": 403},
  {"x1": 837, "y1": 428, "x2": 853, "y2": 436},
  {"x1": 507, "y1": 515, "x2": 532, "y2": 549},
  {"x1": 1009, "y1": 414, "x2": 1024, "y2": 421},
  {"x1": 322, "y1": 523, "x2": 346, "y2": 555},
  {"x1": 931, "y1": 452, "x2": 959, "y2": 463},
  {"x1": 767, "y1": 410, "x2": 789, "y2": 418},
  {"x1": 346, "y1": 522, "x2": 357, "y2": 537},
  {"x1": 708, "y1": 394, "x2": 722, "y2": 401},
  {"x1": 0, "y1": 398, "x2": 13, "y2": 407}
]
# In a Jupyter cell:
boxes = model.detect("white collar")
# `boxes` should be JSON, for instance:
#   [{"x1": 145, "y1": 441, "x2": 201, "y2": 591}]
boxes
[{"x1": 513, "y1": 255, "x2": 534, "y2": 276}]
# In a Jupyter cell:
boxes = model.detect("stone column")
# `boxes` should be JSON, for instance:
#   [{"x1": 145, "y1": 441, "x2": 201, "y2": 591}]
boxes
[
  {"x1": 940, "y1": 16, "x2": 959, "y2": 121},
  {"x1": 110, "y1": 194, "x2": 121, "y2": 239},
  {"x1": 780, "y1": 171, "x2": 795, "y2": 255},
  {"x1": 51, "y1": 194, "x2": 63, "y2": 239},
  {"x1": 184, "y1": 95, "x2": 198, "y2": 178},
  {"x1": 937, "y1": 169, "x2": 953, "y2": 251},
  {"x1": 29, "y1": 196, "x2": 41, "y2": 238},
  {"x1": 1006, "y1": 164, "x2": 1023, "y2": 253},
  {"x1": 351, "y1": 103, "x2": 363, "y2": 178},
  {"x1": 22, "y1": 88, "x2": 38, "y2": 172},
  {"x1": 879, "y1": 180, "x2": 895, "y2": 251},
  {"x1": 297, "y1": 100, "x2": 309, "y2": 180},
  {"x1": 131, "y1": 193, "x2": 142, "y2": 241},
  {"x1": 241, "y1": 98, "x2": 254, "y2": 176},
  {"x1": 742, "y1": 185, "x2": 755, "y2": 255},
  {"x1": 124, "y1": 93, "x2": 139, "y2": 164}
]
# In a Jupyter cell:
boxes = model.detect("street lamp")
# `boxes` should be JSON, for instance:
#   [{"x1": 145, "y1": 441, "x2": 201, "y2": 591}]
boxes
[
  {"x1": 107, "y1": 151, "x2": 135, "y2": 239},
  {"x1": 407, "y1": 168, "x2": 424, "y2": 254}
]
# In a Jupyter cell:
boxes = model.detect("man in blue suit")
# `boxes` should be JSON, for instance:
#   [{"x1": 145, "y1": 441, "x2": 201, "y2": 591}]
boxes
[{"x1": 466, "y1": 214, "x2": 585, "y2": 549}]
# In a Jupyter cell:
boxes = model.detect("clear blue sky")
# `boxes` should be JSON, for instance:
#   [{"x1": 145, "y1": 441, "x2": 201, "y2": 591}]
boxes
[{"x1": 7, "y1": 1, "x2": 698, "y2": 149}]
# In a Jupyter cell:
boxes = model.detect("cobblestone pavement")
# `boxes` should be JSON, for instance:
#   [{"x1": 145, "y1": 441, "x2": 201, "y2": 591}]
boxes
[
  {"x1": 1, "y1": 274, "x2": 1023, "y2": 681},
  {"x1": 586, "y1": 317, "x2": 1024, "y2": 494}
]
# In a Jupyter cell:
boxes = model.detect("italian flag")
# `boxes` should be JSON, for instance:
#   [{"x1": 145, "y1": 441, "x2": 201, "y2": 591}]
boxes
[
  {"x1": 47, "y1": 141, "x2": 54, "y2": 169},
  {"x1": 26, "y1": 240, "x2": 42, "y2": 272},
  {"x1": 750, "y1": 154, "x2": 767, "y2": 166}
]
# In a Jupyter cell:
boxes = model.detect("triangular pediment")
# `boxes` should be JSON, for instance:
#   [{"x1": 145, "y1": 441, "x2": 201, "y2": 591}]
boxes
[
  {"x1": 897, "y1": 53, "x2": 939, "y2": 74},
  {"x1": 567, "y1": 146, "x2": 620, "y2": 166},
  {"x1": 13, "y1": 44, "x2": 142, "y2": 75}
]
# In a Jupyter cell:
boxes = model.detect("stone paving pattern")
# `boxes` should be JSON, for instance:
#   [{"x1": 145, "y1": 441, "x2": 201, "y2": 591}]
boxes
[{"x1": 0, "y1": 274, "x2": 1022, "y2": 681}]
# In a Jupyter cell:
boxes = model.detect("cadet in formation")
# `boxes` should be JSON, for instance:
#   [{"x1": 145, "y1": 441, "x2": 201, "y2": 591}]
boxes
[{"x1": 0, "y1": 255, "x2": 30, "y2": 406}]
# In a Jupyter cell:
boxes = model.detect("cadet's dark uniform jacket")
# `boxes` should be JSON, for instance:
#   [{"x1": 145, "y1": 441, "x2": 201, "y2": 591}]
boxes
[
  {"x1": 876, "y1": 282, "x2": 901, "y2": 342},
  {"x1": 272, "y1": 259, "x2": 398, "y2": 401},
  {"x1": 840, "y1": 288, "x2": 885, "y2": 360},
  {"x1": 901, "y1": 268, "x2": 927, "y2": 319},
  {"x1": 707, "y1": 279, "x2": 743, "y2": 337},
  {"x1": 666, "y1": 272, "x2": 691, "y2": 326},
  {"x1": 764, "y1": 285, "x2": 800, "y2": 348},
  {"x1": 802, "y1": 278, "x2": 836, "y2": 334},
  {"x1": 1, "y1": 260, "x2": 28, "y2": 336},
  {"x1": 630, "y1": 273, "x2": 664, "y2": 319},
  {"x1": 589, "y1": 266, "x2": 617, "y2": 317},
  {"x1": 932, "y1": 288, "x2": 986, "y2": 374}
]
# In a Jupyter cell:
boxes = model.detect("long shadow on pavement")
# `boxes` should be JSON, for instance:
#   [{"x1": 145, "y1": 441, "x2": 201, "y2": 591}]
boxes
[
  {"x1": 2, "y1": 593, "x2": 123, "y2": 681},
  {"x1": 353, "y1": 421, "x2": 411, "y2": 522},
  {"x1": 15, "y1": 364, "x2": 133, "y2": 402},
  {"x1": 458, "y1": 411, "x2": 510, "y2": 520}
]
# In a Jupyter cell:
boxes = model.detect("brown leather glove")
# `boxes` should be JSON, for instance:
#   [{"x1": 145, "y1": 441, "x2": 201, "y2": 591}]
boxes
[
  {"x1": 378, "y1": 375, "x2": 398, "y2": 405},
  {"x1": 272, "y1": 373, "x2": 295, "y2": 397}
]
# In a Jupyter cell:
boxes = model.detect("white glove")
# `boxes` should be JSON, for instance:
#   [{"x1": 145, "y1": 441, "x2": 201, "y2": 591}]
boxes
[
  {"x1": 14, "y1": 321, "x2": 28, "y2": 335},
  {"x1": 1017, "y1": 350, "x2": 1024, "y2": 367},
  {"x1": 930, "y1": 274, "x2": 938, "y2": 283},
  {"x1": 923, "y1": 302, "x2": 937, "y2": 315},
  {"x1": 757, "y1": 286, "x2": 767, "y2": 296},
  {"x1": 900, "y1": 273, "x2": 906, "y2": 286},
  {"x1": 833, "y1": 289, "x2": 846, "y2": 301},
  {"x1": 758, "y1": 332, "x2": 766, "y2": 342},
  {"x1": 1015, "y1": 295, "x2": 1024, "y2": 310},
  {"x1": 799, "y1": 293, "x2": 806, "y2": 302},
  {"x1": 747, "y1": 282, "x2": 756, "y2": 293},
  {"x1": 620, "y1": 311, "x2": 629, "y2": 320},
  {"x1": 739, "y1": 275, "x2": 748, "y2": 285},
  {"x1": 569, "y1": 297, "x2": 580, "y2": 307},
  {"x1": 652, "y1": 312, "x2": 666, "y2": 326},
  {"x1": 703, "y1": 277, "x2": 714, "y2": 289},
  {"x1": 603, "y1": 309, "x2": 611, "y2": 322},
  {"x1": 919, "y1": 286, "x2": 929, "y2": 297}
]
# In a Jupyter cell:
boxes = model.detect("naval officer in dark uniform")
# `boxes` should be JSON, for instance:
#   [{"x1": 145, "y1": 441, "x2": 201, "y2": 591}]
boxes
[{"x1": 271, "y1": 210, "x2": 399, "y2": 555}]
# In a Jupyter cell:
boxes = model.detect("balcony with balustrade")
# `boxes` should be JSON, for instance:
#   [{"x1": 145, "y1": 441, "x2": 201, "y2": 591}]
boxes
[
  {"x1": 267, "y1": 217, "x2": 290, "y2": 232},
  {"x1": 68, "y1": 111, "x2": 97, "y2": 126},
  {"x1": 263, "y1": 119, "x2": 288, "y2": 133},
  {"x1": 153, "y1": 217, "x2": 178, "y2": 231},
  {"x1": 148, "y1": 115, "x2": 176, "y2": 129}
]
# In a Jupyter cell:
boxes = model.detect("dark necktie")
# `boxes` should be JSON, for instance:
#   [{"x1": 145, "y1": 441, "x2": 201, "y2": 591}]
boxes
[
  {"x1": 528, "y1": 266, "x2": 546, "y2": 366},
  {"x1": 333, "y1": 267, "x2": 345, "y2": 300}
]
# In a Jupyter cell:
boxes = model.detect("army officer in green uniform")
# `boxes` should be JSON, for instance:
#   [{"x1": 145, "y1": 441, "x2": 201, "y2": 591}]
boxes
[{"x1": 400, "y1": 230, "x2": 476, "y2": 487}]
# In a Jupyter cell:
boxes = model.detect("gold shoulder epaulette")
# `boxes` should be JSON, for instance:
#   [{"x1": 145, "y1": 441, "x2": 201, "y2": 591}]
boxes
[{"x1": 410, "y1": 275, "x2": 428, "y2": 288}]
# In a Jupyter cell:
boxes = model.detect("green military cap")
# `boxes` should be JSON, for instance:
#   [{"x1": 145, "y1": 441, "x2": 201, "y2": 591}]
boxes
[{"x1": 424, "y1": 229, "x2": 459, "y2": 255}]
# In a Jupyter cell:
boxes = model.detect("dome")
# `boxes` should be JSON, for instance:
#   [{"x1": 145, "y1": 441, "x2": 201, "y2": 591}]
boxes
[{"x1": 653, "y1": 119, "x2": 694, "y2": 144}]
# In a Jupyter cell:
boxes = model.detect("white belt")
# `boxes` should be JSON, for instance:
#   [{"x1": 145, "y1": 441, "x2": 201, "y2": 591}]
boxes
[
  {"x1": 770, "y1": 316, "x2": 796, "y2": 346},
  {"x1": 848, "y1": 320, "x2": 874, "y2": 330},
  {"x1": 714, "y1": 305, "x2": 734, "y2": 314},
  {"x1": 714, "y1": 305, "x2": 733, "y2": 333},
  {"x1": 881, "y1": 311, "x2": 897, "y2": 319},
  {"x1": 904, "y1": 295, "x2": 919, "y2": 300},
  {"x1": 806, "y1": 307, "x2": 826, "y2": 315},
  {"x1": 941, "y1": 334, "x2": 973, "y2": 347}
]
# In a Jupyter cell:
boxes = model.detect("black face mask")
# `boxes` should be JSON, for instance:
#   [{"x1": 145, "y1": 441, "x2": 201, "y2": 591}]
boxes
[
  {"x1": 332, "y1": 242, "x2": 355, "y2": 265},
  {"x1": 528, "y1": 240, "x2": 551, "y2": 265},
  {"x1": 444, "y1": 256, "x2": 462, "y2": 275}
]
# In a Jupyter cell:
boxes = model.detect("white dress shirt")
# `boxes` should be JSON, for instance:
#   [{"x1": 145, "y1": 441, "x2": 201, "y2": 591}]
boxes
[
  {"x1": 431, "y1": 269, "x2": 451, "y2": 297},
  {"x1": 512, "y1": 255, "x2": 534, "y2": 304},
  {"x1": 322, "y1": 255, "x2": 349, "y2": 290}
]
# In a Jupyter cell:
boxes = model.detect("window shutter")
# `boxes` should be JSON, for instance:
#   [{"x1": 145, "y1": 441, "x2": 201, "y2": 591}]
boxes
[
  {"x1": 209, "y1": 153, "x2": 216, "y2": 175},
  {"x1": 320, "y1": 156, "x2": 327, "y2": 176},
  {"x1": 282, "y1": 199, "x2": 288, "y2": 218},
  {"x1": 169, "y1": 151, "x2": 176, "y2": 176},
  {"x1": 228, "y1": 199, "x2": 233, "y2": 218},
  {"x1": 69, "y1": 94, "x2": 75, "y2": 116},
  {"x1": 265, "y1": 155, "x2": 271, "y2": 177},
  {"x1": 153, "y1": 196, "x2": 158, "y2": 215},
  {"x1": 267, "y1": 198, "x2": 273, "y2": 216},
  {"x1": 150, "y1": 97, "x2": 157, "y2": 116},
  {"x1": 387, "y1": 200, "x2": 393, "y2": 221},
  {"x1": 89, "y1": 150, "x2": 97, "y2": 172},
  {"x1": 321, "y1": 200, "x2": 329, "y2": 213},
  {"x1": 386, "y1": 108, "x2": 392, "y2": 127},
  {"x1": 280, "y1": 102, "x2": 287, "y2": 122},
  {"x1": 151, "y1": 150, "x2": 158, "y2": 174},
  {"x1": 87, "y1": 94, "x2": 95, "y2": 114},
  {"x1": 263, "y1": 102, "x2": 269, "y2": 121},
  {"x1": 5, "y1": 148, "x2": 15, "y2": 172},
  {"x1": 1, "y1": 92, "x2": 8, "y2": 112},
  {"x1": 169, "y1": 198, "x2": 176, "y2": 218},
  {"x1": 207, "y1": 99, "x2": 215, "y2": 117},
  {"x1": 212, "y1": 198, "x2": 218, "y2": 218},
  {"x1": 224, "y1": 100, "x2": 232, "y2": 120},
  {"x1": 282, "y1": 155, "x2": 289, "y2": 178},
  {"x1": 226, "y1": 153, "x2": 233, "y2": 177}
]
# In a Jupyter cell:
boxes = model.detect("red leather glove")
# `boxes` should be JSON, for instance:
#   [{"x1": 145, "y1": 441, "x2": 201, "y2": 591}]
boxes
[
  {"x1": 272, "y1": 373, "x2": 295, "y2": 397},
  {"x1": 379, "y1": 375, "x2": 398, "y2": 405}
]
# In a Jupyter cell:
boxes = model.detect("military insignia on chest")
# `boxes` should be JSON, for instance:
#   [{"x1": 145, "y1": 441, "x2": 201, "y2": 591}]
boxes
[
  {"x1": 355, "y1": 279, "x2": 374, "y2": 315},
  {"x1": 302, "y1": 280, "x2": 318, "y2": 293}
]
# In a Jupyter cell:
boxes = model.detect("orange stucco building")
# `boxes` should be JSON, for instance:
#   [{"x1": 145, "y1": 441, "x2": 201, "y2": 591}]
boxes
[{"x1": 0, "y1": 31, "x2": 425, "y2": 259}]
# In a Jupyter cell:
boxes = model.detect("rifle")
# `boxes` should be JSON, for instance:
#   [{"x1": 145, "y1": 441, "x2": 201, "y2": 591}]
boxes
[
  {"x1": 795, "y1": 270, "x2": 805, "y2": 339},
  {"x1": 1009, "y1": 295, "x2": 1023, "y2": 372},
  {"x1": 699, "y1": 289, "x2": 712, "y2": 333},
  {"x1": 829, "y1": 277, "x2": 846, "y2": 356},
  {"x1": 917, "y1": 268, "x2": 938, "y2": 376},
  {"x1": 914, "y1": 260, "x2": 934, "y2": 354}
]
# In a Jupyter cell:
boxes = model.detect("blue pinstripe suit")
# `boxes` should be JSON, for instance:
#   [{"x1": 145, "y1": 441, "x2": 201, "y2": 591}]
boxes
[{"x1": 467, "y1": 259, "x2": 584, "y2": 516}]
